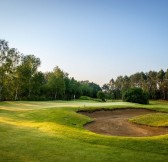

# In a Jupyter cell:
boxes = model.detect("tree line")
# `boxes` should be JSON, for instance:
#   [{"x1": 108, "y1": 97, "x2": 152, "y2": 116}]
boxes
[
  {"x1": 103, "y1": 69, "x2": 168, "y2": 100},
  {"x1": 0, "y1": 40, "x2": 101, "y2": 101}
]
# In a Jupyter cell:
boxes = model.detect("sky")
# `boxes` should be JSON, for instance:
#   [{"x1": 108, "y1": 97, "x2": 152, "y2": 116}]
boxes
[{"x1": 0, "y1": 0, "x2": 168, "y2": 85}]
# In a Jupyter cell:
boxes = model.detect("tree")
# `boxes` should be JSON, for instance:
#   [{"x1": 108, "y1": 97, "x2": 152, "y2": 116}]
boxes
[
  {"x1": 0, "y1": 40, "x2": 9, "y2": 101},
  {"x1": 157, "y1": 69, "x2": 166, "y2": 99},
  {"x1": 17, "y1": 55, "x2": 41, "y2": 99},
  {"x1": 0, "y1": 39, "x2": 9, "y2": 65},
  {"x1": 88, "y1": 82, "x2": 101, "y2": 98},
  {"x1": 31, "y1": 72, "x2": 45, "y2": 99},
  {"x1": 5, "y1": 48, "x2": 21, "y2": 100},
  {"x1": 0, "y1": 40, "x2": 21, "y2": 101},
  {"x1": 146, "y1": 71, "x2": 157, "y2": 99},
  {"x1": 105, "y1": 69, "x2": 168, "y2": 100},
  {"x1": 47, "y1": 66, "x2": 65, "y2": 100},
  {"x1": 70, "y1": 78, "x2": 79, "y2": 99},
  {"x1": 0, "y1": 39, "x2": 103, "y2": 101}
]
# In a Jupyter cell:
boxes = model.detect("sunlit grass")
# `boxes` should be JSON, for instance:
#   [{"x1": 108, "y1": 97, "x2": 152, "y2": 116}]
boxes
[
  {"x1": 130, "y1": 113, "x2": 168, "y2": 127},
  {"x1": 1, "y1": 100, "x2": 168, "y2": 161},
  {"x1": 0, "y1": 100, "x2": 135, "y2": 110}
]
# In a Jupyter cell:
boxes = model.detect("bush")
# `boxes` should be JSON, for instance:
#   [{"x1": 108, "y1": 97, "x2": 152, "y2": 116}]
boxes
[
  {"x1": 122, "y1": 88, "x2": 149, "y2": 104},
  {"x1": 97, "y1": 91, "x2": 106, "y2": 102},
  {"x1": 79, "y1": 96, "x2": 93, "y2": 100}
]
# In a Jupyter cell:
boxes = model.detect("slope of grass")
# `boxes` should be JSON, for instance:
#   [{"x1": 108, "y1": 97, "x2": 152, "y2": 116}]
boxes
[
  {"x1": 1, "y1": 100, "x2": 168, "y2": 162},
  {"x1": 130, "y1": 113, "x2": 168, "y2": 127}
]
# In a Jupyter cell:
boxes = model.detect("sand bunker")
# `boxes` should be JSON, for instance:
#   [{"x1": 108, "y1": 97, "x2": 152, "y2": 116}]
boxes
[{"x1": 79, "y1": 109, "x2": 168, "y2": 137}]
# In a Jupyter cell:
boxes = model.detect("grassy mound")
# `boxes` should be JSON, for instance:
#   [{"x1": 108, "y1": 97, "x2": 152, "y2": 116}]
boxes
[{"x1": 130, "y1": 113, "x2": 168, "y2": 127}]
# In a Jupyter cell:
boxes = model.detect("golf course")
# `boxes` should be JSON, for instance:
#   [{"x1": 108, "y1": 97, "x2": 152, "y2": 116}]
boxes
[
  {"x1": 1, "y1": 100, "x2": 168, "y2": 162},
  {"x1": 1, "y1": 0, "x2": 168, "y2": 161}
]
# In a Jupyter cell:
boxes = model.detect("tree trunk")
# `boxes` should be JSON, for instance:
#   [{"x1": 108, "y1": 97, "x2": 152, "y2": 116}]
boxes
[
  {"x1": 28, "y1": 78, "x2": 31, "y2": 98},
  {"x1": 15, "y1": 88, "x2": 18, "y2": 101},
  {"x1": 54, "y1": 91, "x2": 57, "y2": 100},
  {"x1": 0, "y1": 86, "x2": 2, "y2": 101}
]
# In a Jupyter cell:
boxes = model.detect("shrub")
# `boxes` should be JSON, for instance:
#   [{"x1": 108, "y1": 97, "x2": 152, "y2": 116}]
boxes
[
  {"x1": 79, "y1": 96, "x2": 93, "y2": 100},
  {"x1": 122, "y1": 88, "x2": 149, "y2": 104},
  {"x1": 97, "y1": 91, "x2": 106, "y2": 102}
]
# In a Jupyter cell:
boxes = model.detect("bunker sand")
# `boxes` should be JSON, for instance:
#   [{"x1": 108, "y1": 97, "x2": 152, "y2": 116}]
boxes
[{"x1": 79, "y1": 109, "x2": 168, "y2": 137}]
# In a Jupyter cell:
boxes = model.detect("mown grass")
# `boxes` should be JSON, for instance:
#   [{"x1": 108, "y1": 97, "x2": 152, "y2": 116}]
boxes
[
  {"x1": 1, "y1": 100, "x2": 168, "y2": 162},
  {"x1": 130, "y1": 113, "x2": 168, "y2": 126}
]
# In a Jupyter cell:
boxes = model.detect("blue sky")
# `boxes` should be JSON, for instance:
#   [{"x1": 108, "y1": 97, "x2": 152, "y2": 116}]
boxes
[{"x1": 1, "y1": 0, "x2": 168, "y2": 85}]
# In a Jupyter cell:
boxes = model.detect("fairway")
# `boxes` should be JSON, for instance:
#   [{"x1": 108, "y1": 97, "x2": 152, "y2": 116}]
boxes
[{"x1": 1, "y1": 100, "x2": 168, "y2": 162}]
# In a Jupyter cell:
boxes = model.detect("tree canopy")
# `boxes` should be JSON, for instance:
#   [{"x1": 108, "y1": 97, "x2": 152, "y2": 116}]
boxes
[
  {"x1": 103, "y1": 70, "x2": 168, "y2": 100},
  {"x1": 0, "y1": 40, "x2": 101, "y2": 101},
  {"x1": 1, "y1": 39, "x2": 168, "y2": 101}
]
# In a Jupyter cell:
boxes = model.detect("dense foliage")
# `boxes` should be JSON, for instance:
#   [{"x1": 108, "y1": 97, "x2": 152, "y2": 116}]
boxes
[
  {"x1": 79, "y1": 96, "x2": 93, "y2": 100},
  {"x1": 97, "y1": 91, "x2": 106, "y2": 102},
  {"x1": 122, "y1": 88, "x2": 149, "y2": 104},
  {"x1": 103, "y1": 69, "x2": 168, "y2": 100},
  {"x1": 0, "y1": 40, "x2": 101, "y2": 101},
  {"x1": 1, "y1": 39, "x2": 168, "y2": 101}
]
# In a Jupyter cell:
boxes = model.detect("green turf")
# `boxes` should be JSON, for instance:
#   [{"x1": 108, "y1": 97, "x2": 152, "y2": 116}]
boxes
[
  {"x1": 130, "y1": 113, "x2": 168, "y2": 126},
  {"x1": 1, "y1": 100, "x2": 168, "y2": 162}
]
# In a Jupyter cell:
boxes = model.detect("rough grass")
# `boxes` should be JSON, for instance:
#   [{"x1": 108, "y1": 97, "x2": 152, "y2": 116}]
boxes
[{"x1": 0, "y1": 100, "x2": 168, "y2": 162}]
